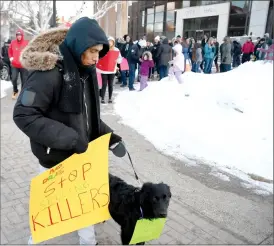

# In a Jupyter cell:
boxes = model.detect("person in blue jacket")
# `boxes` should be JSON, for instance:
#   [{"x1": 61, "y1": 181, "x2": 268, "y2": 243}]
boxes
[{"x1": 203, "y1": 37, "x2": 215, "y2": 74}]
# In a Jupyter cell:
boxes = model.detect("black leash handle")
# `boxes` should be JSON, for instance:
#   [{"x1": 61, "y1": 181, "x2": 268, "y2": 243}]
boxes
[{"x1": 110, "y1": 141, "x2": 141, "y2": 185}]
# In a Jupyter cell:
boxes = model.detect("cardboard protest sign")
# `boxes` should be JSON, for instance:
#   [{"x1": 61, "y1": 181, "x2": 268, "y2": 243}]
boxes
[
  {"x1": 120, "y1": 58, "x2": 129, "y2": 71},
  {"x1": 96, "y1": 50, "x2": 119, "y2": 73},
  {"x1": 129, "y1": 218, "x2": 167, "y2": 244},
  {"x1": 29, "y1": 134, "x2": 111, "y2": 244}
]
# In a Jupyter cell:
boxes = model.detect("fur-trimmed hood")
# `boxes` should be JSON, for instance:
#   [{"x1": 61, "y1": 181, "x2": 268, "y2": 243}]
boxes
[
  {"x1": 20, "y1": 17, "x2": 110, "y2": 71},
  {"x1": 142, "y1": 51, "x2": 152, "y2": 59},
  {"x1": 20, "y1": 27, "x2": 69, "y2": 71}
]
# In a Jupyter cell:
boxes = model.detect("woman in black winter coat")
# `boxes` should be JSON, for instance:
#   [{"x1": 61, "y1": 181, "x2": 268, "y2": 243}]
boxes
[{"x1": 156, "y1": 38, "x2": 172, "y2": 80}]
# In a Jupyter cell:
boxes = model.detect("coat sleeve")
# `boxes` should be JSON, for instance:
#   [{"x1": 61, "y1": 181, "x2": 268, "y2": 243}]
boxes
[
  {"x1": 8, "y1": 41, "x2": 13, "y2": 58},
  {"x1": 116, "y1": 50, "x2": 123, "y2": 64},
  {"x1": 13, "y1": 69, "x2": 80, "y2": 150},
  {"x1": 100, "y1": 120, "x2": 113, "y2": 135}
]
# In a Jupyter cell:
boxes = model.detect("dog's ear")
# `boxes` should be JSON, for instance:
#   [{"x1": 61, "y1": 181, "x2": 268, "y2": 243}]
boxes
[{"x1": 140, "y1": 183, "x2": 153, "y2": 204}]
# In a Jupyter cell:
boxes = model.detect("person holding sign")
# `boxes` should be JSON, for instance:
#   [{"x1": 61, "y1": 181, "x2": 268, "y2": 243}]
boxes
[
  {"x1": 98, "y1": 36, "x2": 122, "y2": 104},
  {"x1": 13, "y1": 17, "x2": 123, "y2": 245}
]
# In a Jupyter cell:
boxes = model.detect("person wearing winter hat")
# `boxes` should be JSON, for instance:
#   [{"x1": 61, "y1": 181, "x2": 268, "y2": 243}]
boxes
[
  {"x1": 100, "y1": 36, "x2": 122, "y2": 103},
  {"x1": 14, "y1": 17, "x2": 124, "y2": 245},
  {"x1": 8, "y1": 29, "x2": 29, "y2": 99}
]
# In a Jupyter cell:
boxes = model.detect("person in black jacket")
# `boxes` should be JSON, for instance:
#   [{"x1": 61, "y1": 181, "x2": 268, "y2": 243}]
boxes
[
  {"x1": 1, "y1": 39, "x2": 11, "y2": 78},
  {"x1": 232, "y1": 40, "x2": 242, "y2": 67},
  {"x1": 151, "y1": 36, "x2": 161, "y2": 78},
  {"x1": 13, "y1": 17, "x2": 123, "y2": 245},
  {"x1": 119, "y1": 34, "x2": 132, "y2": 87},
  {"x1": 127, "y1": 39, "x2": 146, "y2": 90},
  {"x1": 156, "y1": 38, "x2": 172, "y2": 80}
]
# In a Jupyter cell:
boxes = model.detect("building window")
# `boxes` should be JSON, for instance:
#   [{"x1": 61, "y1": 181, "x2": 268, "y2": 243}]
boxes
[
  {"x1": 230, "y1": 0, "x2": 250, "y2": 14},
  {"x1": 155, "y1": 5, "x2": 165, "y2": 13},
  {"x1": 166, "y1": 11, "x2": 174, "y2": 22},
  {"x1": 265, "y1": 0, "x2": 273, "y2": 38},
  {"x1": 147, "y1": 8, "x2": 154, "y2": 14},
  {"x1": 154, "y1": 22, "x2": 163, "y2": 32},
  {"x1": 167, "y1": 2, "x2": 175, "y2": 11},
  {"x1": 146, "y1": 23, "x2": 154, "y2": 34},
  {"x1": 183, "y1": 16, "x2": 219, "y2": 39},
  {"x1": 155, "y1": 12, "x2": 164, "y2": 22},
  {"x1": 147, "y1": 14, "x2": 154, "y2": 24},
  {"x1": 228, "y1": 0, "x2": 251, "y2": 36},
  {"x1": 142, "y1": 11, "x2": 145, "y2": 27}
]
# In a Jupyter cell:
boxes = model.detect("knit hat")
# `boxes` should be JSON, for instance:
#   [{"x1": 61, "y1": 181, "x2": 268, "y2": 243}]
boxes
[
  {"x1": 108, "y1": 36, "x2": 115, "y2": 42},
  {"x1": 154, "y1": 36, "x2": 160, "y2": 41},
  {"x1": 138, "y1": 39, "x2": 147, "y2": 48}
]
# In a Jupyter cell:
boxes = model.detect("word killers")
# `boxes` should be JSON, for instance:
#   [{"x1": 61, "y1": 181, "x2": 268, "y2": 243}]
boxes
[{"x1": 31, "y1": 184, "x2": 109, "y2": 231}]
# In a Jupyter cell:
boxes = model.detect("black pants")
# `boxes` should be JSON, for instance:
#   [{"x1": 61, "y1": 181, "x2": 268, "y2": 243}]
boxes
[
  {"x1": 233, "y1": 55, "x2": 241, "y2": 67},
  {"x1": 11, "y1": 66, "x2": 28, "y2": 93},
  {"x1": 100, "y1": 73, "x2": 115, "y2": 100},
  {"x1": 242, "y1": 53, "x2": 251, "y2": 64}
]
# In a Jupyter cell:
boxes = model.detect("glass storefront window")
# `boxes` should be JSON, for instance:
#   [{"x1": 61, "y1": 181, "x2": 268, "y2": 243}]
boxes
[
  {"x1": 229, "y1": 14, "x2": 246, "y2": 27},
  {"x1": 155, "y1": 5, "x2": 165, "y2": 12},
  {"x1": 154, "y1": 22, "x2": 163, "y2": 32},
  {"x1": 146, "y1": 23, "x2": 154, "y2": 34},
  {"x1": 167, "y1": 2, "x2": 175, "y2": 10},
  {"x1": 147, "y1": 8, "x2": 154, "y2": 14},
  {"x1": 200, "y1": 16, "x2": 218, "y2": 29},
  {"x1": 155, "y1": 12, "x2": 164, "y2": 22},
  {"x1": 166, "y1": 11, "x2": 174, "y2": 22},
  {"x1": 166, "y1": 21, "x2": 175, "y2": 32},
  {"x1": 142, "y1": 11, "x2": 145, "y2": 27},
  {"x1": 147, "y1": 14, "x2": 154, "y2": 24},
  {"x1": 230, "y1": 0, "x2": 250, "y2": 14}
]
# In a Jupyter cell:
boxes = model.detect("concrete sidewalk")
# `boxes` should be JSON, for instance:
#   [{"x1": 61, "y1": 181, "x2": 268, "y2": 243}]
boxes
[{"x1": 1, "y1": 86, "x2": 273, "y2": 245}]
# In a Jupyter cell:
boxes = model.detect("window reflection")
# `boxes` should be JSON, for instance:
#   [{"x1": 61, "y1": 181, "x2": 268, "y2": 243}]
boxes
[
  {"x1": 154, "y1": 22, "x2": 163, "y2": 32},
  {"x1": 147, "y1": 14, "x2": 154, "y2": 24},
  {"x1": 155, "y1": 12, "x2": 164, "y2": 22}
]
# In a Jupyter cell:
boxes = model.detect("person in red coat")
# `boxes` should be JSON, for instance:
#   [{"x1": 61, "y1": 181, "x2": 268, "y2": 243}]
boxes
[
  {"x1": 241, "y1": 37, "x2": 254, "y2": 64},
  {"x1": 8, "y1": 29, "x2": 29, "y2": 99}
]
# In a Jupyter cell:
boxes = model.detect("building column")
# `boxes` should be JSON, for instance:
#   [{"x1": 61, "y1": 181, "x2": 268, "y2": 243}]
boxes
[
  {"x1": 116, "y1": 1, "x2": 128, "y2": 38},
  {"x1": 248, "y1": 0, "x2": 270, "y2": 37}
]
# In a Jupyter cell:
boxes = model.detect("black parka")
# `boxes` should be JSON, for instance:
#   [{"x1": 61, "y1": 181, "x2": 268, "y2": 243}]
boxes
[{"x1": 13, "y1": 18, "x2": 113, "y2": 168}]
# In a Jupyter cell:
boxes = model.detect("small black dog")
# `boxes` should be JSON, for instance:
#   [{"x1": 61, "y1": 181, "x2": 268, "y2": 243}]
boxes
[{"x1": 108, "y1": 174, "x2": 172, "y2": 245}]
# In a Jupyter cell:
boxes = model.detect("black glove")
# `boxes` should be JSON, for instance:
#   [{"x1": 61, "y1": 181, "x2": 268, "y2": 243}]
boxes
[
  {"x1": 73, "y1": 136, "x2": 88, "y2": 154},
  {"x1": 109, "y1": 133, "x2": 122, "y2": 147}
]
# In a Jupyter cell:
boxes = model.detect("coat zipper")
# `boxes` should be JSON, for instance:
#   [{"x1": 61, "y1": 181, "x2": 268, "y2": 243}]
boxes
[
  {"x1": 82, "y1": 77, "x2": 89, "y2": 134},
  {"x1": 47, "y1": 77, "x2": 89, "y2": 155}
]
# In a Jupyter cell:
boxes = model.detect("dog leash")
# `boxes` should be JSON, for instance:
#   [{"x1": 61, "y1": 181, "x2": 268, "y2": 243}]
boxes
[{"x1": 110, "y1": 141, "x2": 142, "y2": 186}]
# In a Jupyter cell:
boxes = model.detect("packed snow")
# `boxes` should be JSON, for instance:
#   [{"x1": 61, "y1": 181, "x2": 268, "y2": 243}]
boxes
[
  {"x1": 1, "y1": 80, "x2": 12, "y2": 99},
  {"x1": 114, "y1": 61, "x2": 273, "y2": 192}
]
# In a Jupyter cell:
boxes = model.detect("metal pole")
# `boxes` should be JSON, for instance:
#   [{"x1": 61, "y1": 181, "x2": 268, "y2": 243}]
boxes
[{"x1": 53, "y1": 0, "x2": 57, "y2": 27}]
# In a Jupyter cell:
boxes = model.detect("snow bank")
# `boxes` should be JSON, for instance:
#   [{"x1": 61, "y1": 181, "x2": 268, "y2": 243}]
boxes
[
  {"x1": 114, "y1": 61, "x2": 273, "y2": 185},
  {"x1": 1, "y1": 80, "x2": 12, "y2": 99}
]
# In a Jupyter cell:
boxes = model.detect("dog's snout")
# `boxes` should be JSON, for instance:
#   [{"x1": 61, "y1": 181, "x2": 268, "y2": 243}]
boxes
[{"x1": 159, "y1": 213, "x2": 167, "y2": 218}]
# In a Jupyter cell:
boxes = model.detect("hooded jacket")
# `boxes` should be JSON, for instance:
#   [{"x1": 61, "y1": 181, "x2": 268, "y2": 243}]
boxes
[
  {"x1": 156, "y1": 38, "x2": 172, "y2": 66},
  {"x1": 172, "y1": 44, "x2": 185, "y2": 72},
  {"x1": 139, "y1": 51, "x2": 154, "y2": 76},
  {"x1": 13, "y1": 17, "x2": 114, "y2": 168},
  {"x1": 127, "y1": 41, "x2": 143, "y2": 65},
  {"x1": 242, "y1": 41, "x2": 254, "y2": 54},
  {"x1": 8, "y1": 30, "x2": 29, "y2": 68}
]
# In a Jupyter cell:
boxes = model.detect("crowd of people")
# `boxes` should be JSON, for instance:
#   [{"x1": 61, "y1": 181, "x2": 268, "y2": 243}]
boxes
[
  {"x1": 1, "y1": 26, "x2": 273, "y2": 102},
  {"x1": 104, "y1": 32, "x2": 274, "y2": 95}
]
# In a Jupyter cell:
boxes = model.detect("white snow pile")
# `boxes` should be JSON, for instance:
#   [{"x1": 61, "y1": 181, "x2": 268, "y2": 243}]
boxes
[
  {"x1": 114, "y1": 61, "x2": 273, "y2": 192},
  {"x1": 1, "y1": 80, "x2": 12, "y2": 99}
]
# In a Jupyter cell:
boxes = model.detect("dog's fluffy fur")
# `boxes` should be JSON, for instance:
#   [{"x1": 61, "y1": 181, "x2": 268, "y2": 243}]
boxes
[{"x1": 109, "y1": 174, "x2": 172, "y2": 245}]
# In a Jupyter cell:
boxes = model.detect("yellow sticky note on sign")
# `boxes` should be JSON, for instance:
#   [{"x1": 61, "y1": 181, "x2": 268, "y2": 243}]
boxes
[
  {"x1": 129, "y1": 218, "x2": 167, "y2": 244},
  {"x1": 29, "y1": 133, "x2": 111, "y2": 244}
]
